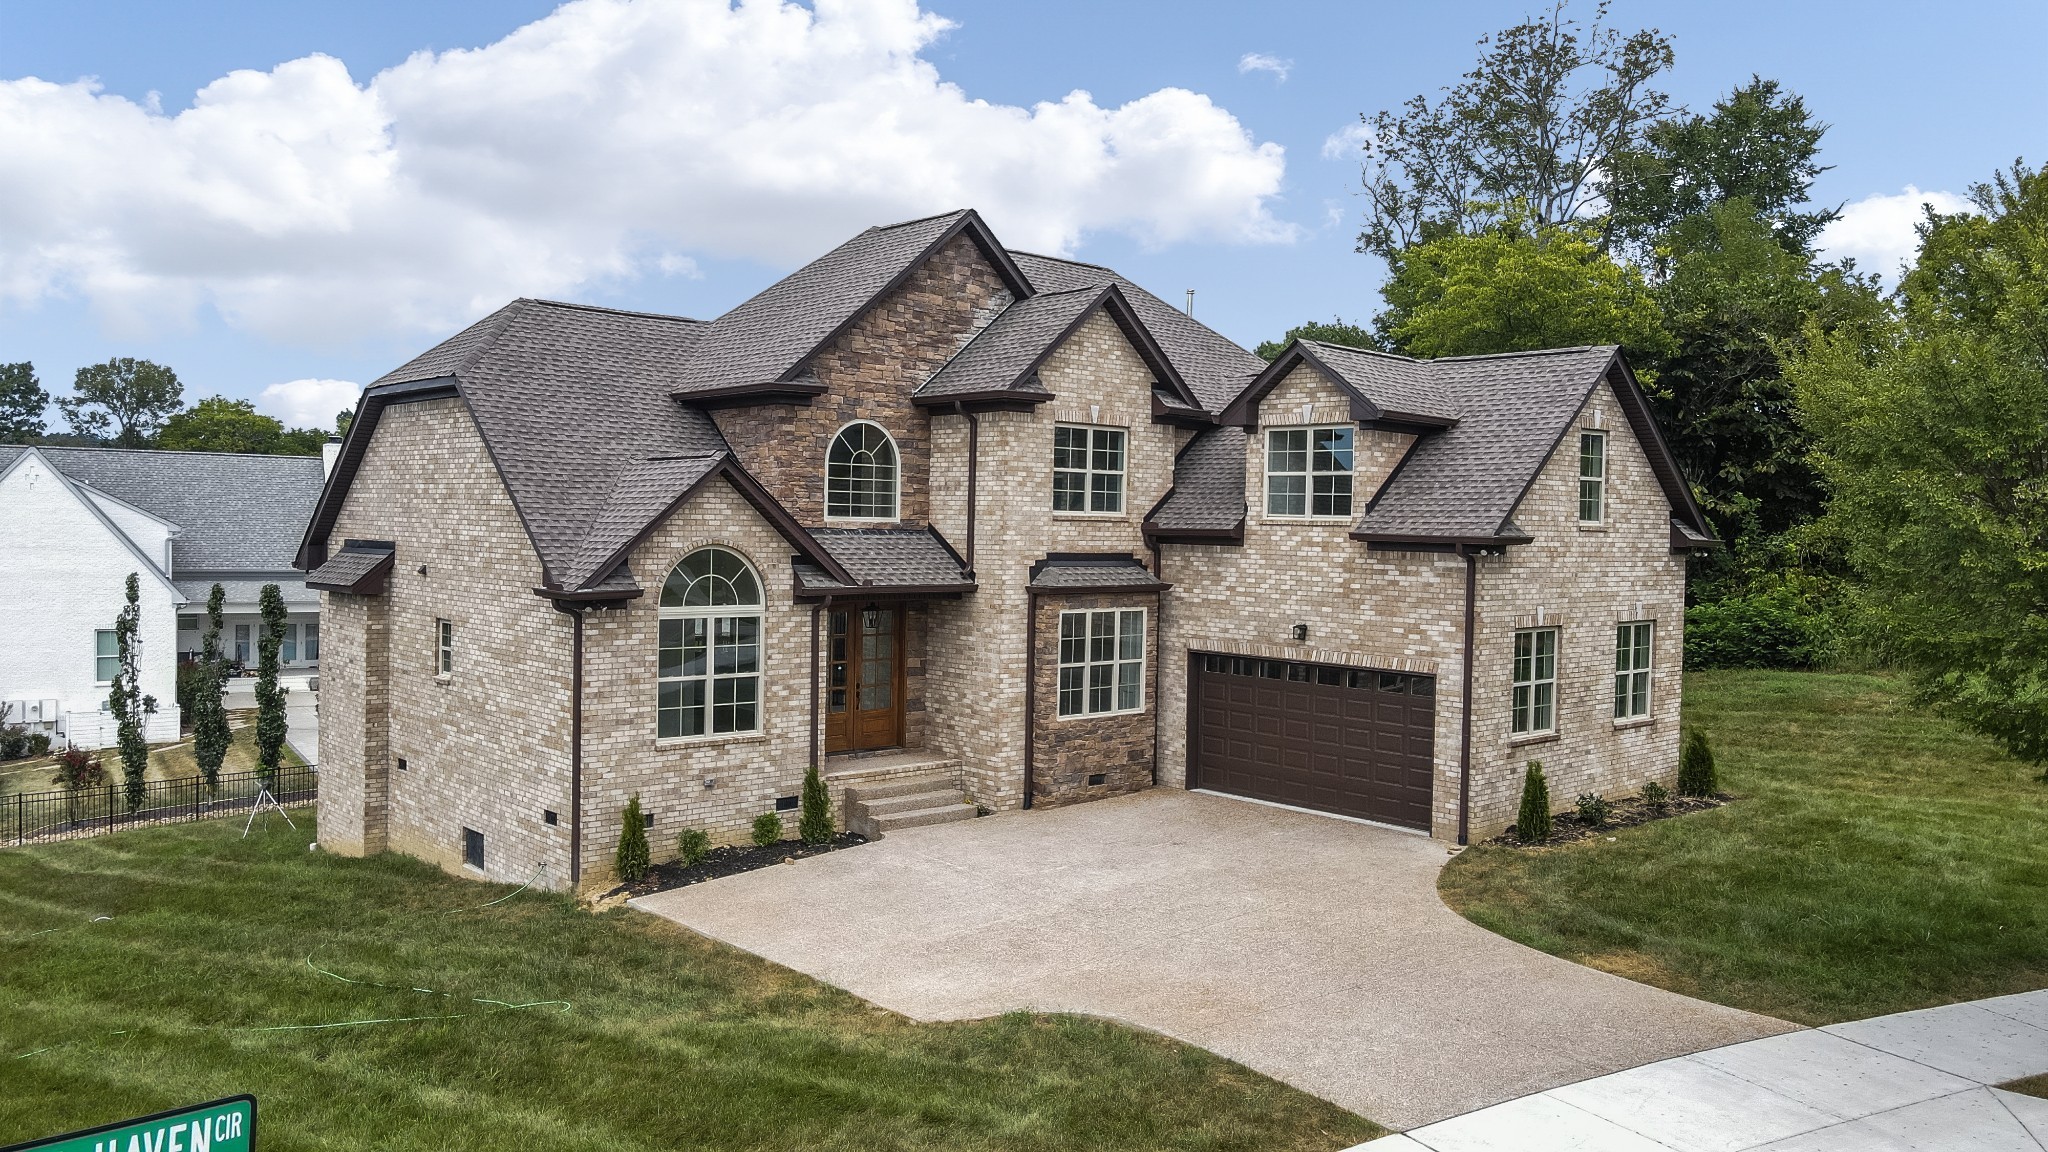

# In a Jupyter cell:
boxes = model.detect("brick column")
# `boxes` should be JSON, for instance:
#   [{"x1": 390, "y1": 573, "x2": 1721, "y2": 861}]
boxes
[{"x1": 316, "y1": 591, "x2": 392, "y2": 855}]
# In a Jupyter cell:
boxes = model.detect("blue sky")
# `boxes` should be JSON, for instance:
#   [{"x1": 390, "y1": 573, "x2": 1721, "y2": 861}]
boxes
[{"x1": 1, "y1": 0, "x2": 2042, "y2": 430}]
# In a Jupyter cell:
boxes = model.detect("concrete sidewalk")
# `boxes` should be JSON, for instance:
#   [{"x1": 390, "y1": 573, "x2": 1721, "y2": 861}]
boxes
[{"x1": 1373, "y1": 990, "x2": 2048, "y2": 1150}]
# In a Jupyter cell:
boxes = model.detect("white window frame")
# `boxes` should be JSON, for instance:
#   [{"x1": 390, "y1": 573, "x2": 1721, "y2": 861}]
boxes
[
  {"x1": 1056, "y1": 608, "x2": 1147, "y2": 718},
  {"x1": 824, "y1": 420, "x2": 900, "y2": 523},
  {"x1": 1614, "y1": 620, "x2": 1654, "y2": 721},
  {"x1": 1579, "y1": 430, "x2": 1607, "y2": 524},
  {"x1": 1265, "y1": 425, "x2": 1355, "y2": 518},
  {"x1": 436, "y1": 619, "x2": 453, "y2": 675},
  {"x1": 1511, "y1": 627, "x2": 1559, "y2": 736},
  {"x1": 1052, "y1": 424, "x2": 1127, "y2": 515},
  {"x1": 657, "y1": 546, "x2": 765, "y2": 741},
  {"x1": 94, "y1": 628, "x2": 118, "y2": 685}
]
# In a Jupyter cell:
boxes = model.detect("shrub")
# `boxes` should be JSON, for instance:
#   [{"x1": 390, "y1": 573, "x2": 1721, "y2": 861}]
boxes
[
  {"x1": 50, "y1": 746, "x2": 106, "y2": 791},
  {"x1": 1683, "y1": 577, "x2": 1840, "y2": 670},
  {"x1": 1515, "y1": 761, "x2": 1552, "y2": 842},
  {"x1": 751, "y1": 811, "x2": 783, "y2": 848},
  {"x1": 616, "y1": 794, "x2": 650, "y2": 883},
  {"x1": 798, "y1": 763, "x2": 834, "y2": 846},
  {"x1": 0, "y1": 722, "x2": 29, "y2": 762},
  {"x1": 1575, "y1": 792, "x2": 1612, "y2": 828},
  {"x1": 26, "y1": 732, "x2": 50, "y2": 757},
  {"x1": 1679, "y1": 728, "x2": 1719, "y2": 797},
  {"x1": 677, "y1": 828, "x2": 711, "y2": 868},
  {"x1": 1642, "y1": 779, "x2": 1671, "y2": 813}
]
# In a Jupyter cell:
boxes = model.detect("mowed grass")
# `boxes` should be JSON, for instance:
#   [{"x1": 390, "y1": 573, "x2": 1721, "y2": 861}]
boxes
[
  {"x1": 0, "y1": 817, "x2": 1378, "y2": 1151},
  {"x1": 1440, "y1": 671, "x2": 2048, "y2": 1026},
  {"x1": 0, "y1": 723, "x2": 305, "y2": 795}
]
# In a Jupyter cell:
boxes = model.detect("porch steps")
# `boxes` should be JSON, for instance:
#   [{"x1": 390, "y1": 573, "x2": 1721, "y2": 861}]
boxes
[{"x1": 845, "y1": 774, "x2": 979, "y2": 838}]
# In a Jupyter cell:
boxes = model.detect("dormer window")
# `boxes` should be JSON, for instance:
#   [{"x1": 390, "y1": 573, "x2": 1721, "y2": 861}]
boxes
[
  {"x1": 1266, "y1": 426, "x2": 1353, "y2": 518},
  {"x1": 826, "y1": 421, "x2": 898, "y2": 521}
]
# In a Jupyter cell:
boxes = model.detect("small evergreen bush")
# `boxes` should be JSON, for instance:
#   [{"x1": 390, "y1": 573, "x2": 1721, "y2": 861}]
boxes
[
  {"x1": 677, "y1": 828, "x2": 711, "y2": 867},
  {"x1": 0, "y1": 722, "x2": 29, "y2": 761},
  {"x1": 798, "y1": 763, "x2": 834, "y2": 845},
  {"x1": 616, "y1": 794, "x2": 650, "y2": 883},
  {"x1": 751, "y1": 811, "x2": 783, "y2": 847},
  {"x1": 1515, "y1": 761, "x2": 1552, "y2": 842},
  {"x1": 1575, "y1": 792, "x2": 1611, "y2": 828},
  {"x1": 1678, "y1": 729, "x2": 1718, "y2": 797},
  {"x1": 1642, "y1": 779, "x2": 1671, "y2": 813}
]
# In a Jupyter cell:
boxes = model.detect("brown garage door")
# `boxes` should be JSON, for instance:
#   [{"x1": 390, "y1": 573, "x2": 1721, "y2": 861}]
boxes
[{"x1": 1189, "y1": 653, "x2": 1436, "y2": 830}]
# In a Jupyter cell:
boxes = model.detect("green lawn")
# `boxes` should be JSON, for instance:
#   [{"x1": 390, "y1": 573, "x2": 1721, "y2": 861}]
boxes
[
  {"x1": 1440, "y1": 671, "x2": 2048, "y2": 1026},
  {"x1": 0, "y1": 817, "x2": 1378, "y2": 1150},
  {"x1": 1, "y1": 723, "x2": 305, "y2": 796}
]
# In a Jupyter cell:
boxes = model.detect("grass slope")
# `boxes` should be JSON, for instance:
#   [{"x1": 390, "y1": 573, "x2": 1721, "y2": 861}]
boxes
[
  {"x1": 1441, "y1": 671, "x2": 2048, "y2": 1025},
  {"x1": 1, "y1": 723, "x2": 305, "y2": 795},
  {"x1": 0, "y1": 817, "x2": 1377, "y2": 1150}
]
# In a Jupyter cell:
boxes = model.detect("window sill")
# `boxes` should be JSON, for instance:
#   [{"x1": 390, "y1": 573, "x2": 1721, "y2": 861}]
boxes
[
  {"x1": 1507, "y1": 731, "x2": 1560, "y2": 747},
  {"x1": 1612, "y1": 715, "x2": 1656, "y2": 730},
  {"x1": 1051, "y1": 511, "x2": 1129, "y2": 522},
  {"x1": 1577, "y1": 522, "x2": 1606, "y2": 531},
  {"x1": 1258, "y1": 515, "x2": 1354, "y2": 525},
  {"x1": 434, "y1": 674, "x2": 453, "y2": 686},
  {"x1": 823, "y1": 516, "x2": 900, "y2": 526},
  {"x1": 1054, "y1": 707, "x2": 1148, "y2": 723},
  {"x1": 655, "y1": 730, "x2": 769, "y2": 750}
]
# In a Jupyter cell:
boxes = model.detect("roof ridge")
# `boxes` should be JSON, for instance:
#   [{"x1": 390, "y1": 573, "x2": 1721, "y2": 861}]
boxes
[
  {"x1": 519, "y1": 298, "x2": 705, "y2": 324},
  {"x1": 866, "y1": 208, "x2": 973, "y2": 233},
  {"x1": 35, "y1": 444, "x2": 326, "y2": 463},
  {"x1": 1301, "y1": 340, "x2": 1420, "y2": 365},
  {"x1": 1006, "y1": 249, "x2": 1117, "y2": 274},
  {"x1": 1426, "y1": 345, "x2": 1616, "y2": 363}
]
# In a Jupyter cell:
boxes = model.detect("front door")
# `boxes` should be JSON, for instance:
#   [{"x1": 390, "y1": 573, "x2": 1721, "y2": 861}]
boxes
[{"x1": 826, "y1": 606, "x2": 903, "y2": 752}]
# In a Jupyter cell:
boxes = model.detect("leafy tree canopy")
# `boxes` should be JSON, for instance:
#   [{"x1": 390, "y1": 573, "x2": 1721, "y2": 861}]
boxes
[
  {"x1": 1789, "y1": 161, "x2": 2048, "y2": 770},
  {"x1": 0, "y1": 361, "x2": 50, "y2": 444},
  {"x1": 1254, "y1": 318, "x2": 1377, "y2": 362},
  {"x1": 1376, "y1": 212, "x2": 1673, "y2": 364},
  {"x1": 157, "y1": 396, "x2": 324, "y2": 456},
  {"x1": 60, "y1": 358, "x2": 183, "y2": 448}
]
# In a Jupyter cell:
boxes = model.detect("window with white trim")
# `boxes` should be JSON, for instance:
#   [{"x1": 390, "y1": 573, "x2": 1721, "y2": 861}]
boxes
[
  {"x1": 1057, "y1": 609, "x2": 1146, "y2": 717},
  {"x1": 1579, "y1": 431, "x2": 1606, "y2": 523},
  {"x1": 1614, "y1": 621, "x2": 1653, "y2": 720},
  {"x1": 1511, "y1": 627, "x2": 1558, "y2": 735},
  {"x1": 1052, "y1": 425, "x2": 1125, "y2": 514},
  {"x1": 658, "y1": 547, "x2": 763, "y2": 739},
  {"x1": 94, "y1": 629, "x2": 118, "y2": 684},
  {"x1": 1266, "y1": 426, "x2": 1354, "y2": 517},
  {"x1": 436, "y1": 619, "x2": 453, "y2": 675},
  {"x1": 825, "y1": 422, "x2": 898, "y2": 520}
]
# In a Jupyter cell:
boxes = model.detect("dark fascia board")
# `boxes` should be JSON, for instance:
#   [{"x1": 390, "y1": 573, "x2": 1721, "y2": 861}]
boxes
[
  {"x1": 1028, "y1": 551, "x2": 1149, "y2": 579},
  {"x1": 925, "y1": 523, "x2": 970, "y2": 570},
  {"x1": 1143, "y1": 518, "x2": 1246, "y2": 545},
  {"x1": 305, "y1": 543, "x2": 396, "y2": 595},
  {"x1": 912, "y1": 387, "x2": 1052, "y2": 410},
  {"x1": 1670, "y1": 521, "x2": 1722, "y2": 552},
  {"x1": 792, "y1": 579, "x2": 973, "y2": 602},
  {"x1": 295, "y1": 376, "x2": 459, "y2": 570},
  {"x1": 672, "y1": 379, "x2": 828, "y2": 407},
  {"x1": 1352, "y1": 528, "x2": 1535, "y2": 549},
  {"x1": 1221, "y1": 340, "x2": 1456, "y2": 431},
  {"x1": 535, "y1": 584, "x2": 646, "y2": 607},
  {"x1": 1150, "y1": 393, "x2": 1216, "y2": 427},
  {"x1": 1610, "y1": 355, "x2": 1717, "y2": 544}
]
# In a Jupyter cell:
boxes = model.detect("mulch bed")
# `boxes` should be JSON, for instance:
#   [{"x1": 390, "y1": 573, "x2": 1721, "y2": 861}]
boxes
[
  {"x1": 1487, "y1": 792, "x2": 1729, "y2": 848},
  {"x1": 608, "y1": 832, "x2": 868, "y2": 899}
]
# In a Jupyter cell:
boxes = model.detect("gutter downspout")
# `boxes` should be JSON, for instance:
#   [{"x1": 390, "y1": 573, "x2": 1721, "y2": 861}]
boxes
[
  {"x1": 954, "y1": 401, "x2": 980, "y2": 577},
  {"x1": 1457, "y1": 546, "x2": 1477, "y2": 846},
  {"x1": 569, "y1": 606, "x2": 585, "y2": 887},
  {"x1": 1022, "y1": 587, "x2": 1039, "y2": 809}
]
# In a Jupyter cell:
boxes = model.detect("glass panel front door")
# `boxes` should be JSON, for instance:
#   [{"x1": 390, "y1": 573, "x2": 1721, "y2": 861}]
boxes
[{"x1": 825, "y1": 606, "x2": 902, "y2": 752}]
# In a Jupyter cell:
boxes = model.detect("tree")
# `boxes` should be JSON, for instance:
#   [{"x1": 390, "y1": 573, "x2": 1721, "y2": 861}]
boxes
[
  {"x1": 1352, "y1": 0, "x2": 1675, "y2": 260},
  {"x1": 335, "y1": 407, "x2": 355, "y2": 439},
  {"x1": 1516, "y1": 761, "x2": 1553, "y2": 842},
  {"x1": 798, "y1": 762, "x2": 834, "y2": 846},
  {"x1": 1376, "y1": 214, "x2": 1673, "y2": 364},
  {"x1": 192, "y1": 583, "x2": 232, "y2": 791},
  {"x1": 158, "y1": 397, "x2": 323, "y2": 456},
  {"x1": 254, "y1": 584, "x2": 289, "y2": 784},
  {"x1": 1791, "y1": 161, "x2": 2048, "y2": 775},
  {"x1": 108, "y1": 572, "x2": 158, "y2": 811},
  {"x1": 1255, "y1": 318, "x2": 1377, "y2": 361},
  {"x1": 0, "y1": 362, "x2": 49, "y2": 444},
  {"x1": 60, "y1": 358, "x2": 183, "y2": 447},
  {"x1": 616, "y1": 794, "x2": 650, "y2": 883},
  {"x1": 1678, "y1": 729, "x2": 1718, "y2": 796}
]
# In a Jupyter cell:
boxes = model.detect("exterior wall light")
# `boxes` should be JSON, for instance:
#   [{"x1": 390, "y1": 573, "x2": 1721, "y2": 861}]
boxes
[{"x1": 1291, "y1": 623, "x2": 1309, "y2": 643}]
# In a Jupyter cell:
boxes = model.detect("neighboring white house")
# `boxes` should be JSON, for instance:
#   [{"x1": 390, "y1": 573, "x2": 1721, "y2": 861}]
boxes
[{"x1": 0, "y1": 444, "x2": 331, "y2": 750}]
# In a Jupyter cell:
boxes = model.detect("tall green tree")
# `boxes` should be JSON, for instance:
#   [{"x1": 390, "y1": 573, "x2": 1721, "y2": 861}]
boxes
[
  {"x1": 158, "y1": 396, "x2": 323, "y2": 455},
  {"x1": 1376, "y1": 214, "x2": 1673, "y2": 363},
  {"x1": 1790, "y1": 161, "x2": 2048, "y2": 774},
  {"x1": 108, "y1": 573, "x2": 158, "y2": 811},
  {"x1": 1351, "y1": 0, "x2": 1675, "y2": 260},
  {"x1": 192, "y1": 584, "x2": 233, "y2": 791},
  {"x1": 1254, "y1": 318, "x2": 1377, "y2": 361},
  {"x1": 254, "y1": 584, "x2": 289, "y2": 784},
  {"x1": 60, "y1": 358, "x2": 183, "y2": 447},
  {"x1": 0, "y1": 362, "x2": 49, "y2": 444}
]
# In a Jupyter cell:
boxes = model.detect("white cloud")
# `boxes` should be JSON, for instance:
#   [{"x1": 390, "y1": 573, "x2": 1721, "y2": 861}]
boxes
[
  {"x1": 0, "y1": 0, "x2": 1293, "y2": 346},
  {"x1": 256, "y1": 378, "x2": 362, "y2": 428},
  {"x1": 1321, "y1": 122, "x2": 1370, "y2": 161},
  {"x1": 1819, "y1": 185, "x2": 1975, "y2": 279},
  {"x1": 1237, "y1": 52, "x2": 1291, "y2": 82}
]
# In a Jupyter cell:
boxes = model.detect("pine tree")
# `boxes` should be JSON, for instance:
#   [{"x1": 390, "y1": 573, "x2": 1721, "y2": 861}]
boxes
[
  {"x1": 1678, "y1": 729, "x2": 1719, "y2": 797},
  {"x1": 798, "y1": 762, "x2": 834, "y2": 845},
  {"x1": 1516, "y1": 761, "x2": 1553, "y2": 843},
  {"x1": 253, "y1": 584, "x2": 288, "y2": 784},
  {"x1": 616, "y1": 794, "x2": 650, "y2": 883},
  {"x1": 108, "y1": 573, "x2": 157, "y2": 812},
  {"x1": 191, "y1": 583, "x2": 232, "y2": 791}
]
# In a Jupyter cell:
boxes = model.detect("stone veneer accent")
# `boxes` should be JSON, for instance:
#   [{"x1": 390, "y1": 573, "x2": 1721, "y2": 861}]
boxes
[
  {"x1": 1030, "y1": 589, "x2": 1159, "y2": 806},
  {"x1": 710, "y1": 233, "x2": 1014, "y2": 529}
]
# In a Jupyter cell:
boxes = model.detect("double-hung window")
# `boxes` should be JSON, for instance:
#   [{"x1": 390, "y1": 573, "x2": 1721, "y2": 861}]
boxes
[
  {"x1": 1511, "y1": 627, "x2": 1559, "y2": 736},
  {"x1": 1266, "y1": 426, "x2": 1354, "y2": 517},
  {"x1": 436, "y1": 619, "x2": 453, "y2": 675},
  {"x1": 1614, "y1": 621, "x2": 1653, "y2": 720},
  {"x1": 1057, "y1": 609, "x2": 1145, "y2": 717},
  {"x1": 1053, "y1": 425, "x2": 1125, "y2": 514},
  {"x1": 94, "y1": 629, "x2": 118, "y2": 684},
  {"x1": 658, "y1": 548, "x2": 763, "y2": 739},
  {"x1": 1579, "y1": 431, "x2": 1606, "y2": 523}
]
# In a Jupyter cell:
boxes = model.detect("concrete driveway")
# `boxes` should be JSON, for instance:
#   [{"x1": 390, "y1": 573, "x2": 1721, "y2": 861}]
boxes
[{"x1": 633, "y1": 789, "x2": 1794, "y2": 1130}]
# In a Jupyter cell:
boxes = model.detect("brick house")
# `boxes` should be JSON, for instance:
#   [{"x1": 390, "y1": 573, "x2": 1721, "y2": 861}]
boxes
[{"x1": 299, "y1": 209, "x2": 1714, "y2": 889}]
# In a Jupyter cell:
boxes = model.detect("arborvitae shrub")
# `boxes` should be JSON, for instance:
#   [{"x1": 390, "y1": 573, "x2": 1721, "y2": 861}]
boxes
[
  {"x1": 1678, "y1": 729, "x2": 1719, "y2": 797},
  {"x1": 677, "y1": 828, "x2": 711, "y2": 867},
  {"x1": 798, "y1": 763, "x2": 834, "y2": 845},
  {"x1": 1516, "y1": 761, "x2": 1552, "y2": 843},
  {"x1": 616, "y1": 794, "x2": 650, "y2": 883},
  {"x1": 751, "y1": 811, "x2": 783, "y2": 847}
]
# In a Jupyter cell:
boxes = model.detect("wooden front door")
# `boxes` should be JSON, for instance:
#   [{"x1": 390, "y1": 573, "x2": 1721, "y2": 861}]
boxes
[{"x1": 826, "y1": 606, "x2": 904, "y2": 752}]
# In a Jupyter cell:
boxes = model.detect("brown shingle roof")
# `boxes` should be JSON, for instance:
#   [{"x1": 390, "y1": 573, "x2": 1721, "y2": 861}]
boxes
[
  {"x1": 798, "y1": 528, "x2": 973, "y2": 593},
  {"x1": 1029, "y1": 556, "x2": 1170, "y2": 590},
  {"x1": 1144, "y1": 426, "x2": 1247, "y2": 539}
]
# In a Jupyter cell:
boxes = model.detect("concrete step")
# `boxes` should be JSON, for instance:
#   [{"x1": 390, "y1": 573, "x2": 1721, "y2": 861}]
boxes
[
  {"x1": 872, "y1": 802, "x2": 979, "y2": 833},
  {"x1": 857, "y1": 789, "x2": 969, "y2": 817},
  {"x1": 844, "y1": 773, "x2": 960, "y2": 803}
]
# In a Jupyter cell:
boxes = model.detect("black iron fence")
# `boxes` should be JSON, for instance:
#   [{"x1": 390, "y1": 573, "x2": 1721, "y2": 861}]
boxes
[{"x1": 7, "y1": 764, "x2": 317, "y2": 846}]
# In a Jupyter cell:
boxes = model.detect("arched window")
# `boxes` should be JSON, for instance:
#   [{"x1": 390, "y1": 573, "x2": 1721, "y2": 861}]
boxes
[
  {"x1": 826, "y1": 422, "x2": 898, "y2": 520},
  {"x1": 657, "y1": 547, "x2": 763, "y2": 738}
]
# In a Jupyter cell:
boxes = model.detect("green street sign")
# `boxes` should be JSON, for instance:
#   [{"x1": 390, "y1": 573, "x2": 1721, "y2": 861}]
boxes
[{"x1": 1, "y1": 1095, "x2": 254, "y2": 1152}]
